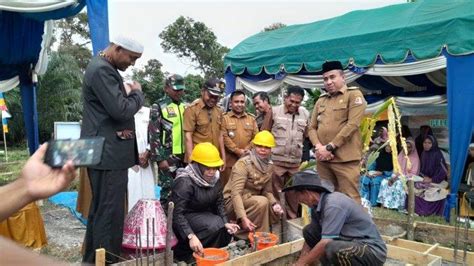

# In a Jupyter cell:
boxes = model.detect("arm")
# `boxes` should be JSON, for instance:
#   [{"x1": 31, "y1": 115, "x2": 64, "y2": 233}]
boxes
[
  {"x1": 331, "y1": 91, "x2": 366, "y2": 148},
  {"x1": 262, "y1": 173, "x2": 277, "y2": 205},
  {"x1": 295, "y1": 239, "x2": 333, "y2": 266},
  {"x1": 171, "y1": 178, "x2": 195, "y2": 239},
  {"x1": 183, "y1": 108, "x2": 196, "y2": 163},
  {"x1": 91, "y1": 67, "x2": 144, "y2": 121},
  {"x1": 215, "y1": 184, "x2": 229, "y2": 224},
  {"x1": 219, "y1": 131, "x2": 226, "y2": 170},
  {"x1": 307, "y1": 101, "x2": 321, "y2": 148},
  {"x1": 229, "y1": 161, "x2": 249, "y2": 220},
  {"x1": 0, "y1": 144, "x2": 76, "y2": 221},
  {"x1": 0, "y1": 236, "x2": 67, "y2": 265}
]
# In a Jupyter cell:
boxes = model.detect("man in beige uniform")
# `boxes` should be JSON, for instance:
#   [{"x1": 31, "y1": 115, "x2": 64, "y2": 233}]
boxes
[
  {"x1": 308, "y1": 61, "x2": 367, "y2": 203},
  {"x1": 183, "y1": 78, "x2": 226, "y2": 168},
  {"x1": 270, "y1": 86, "x2": 310, "y2": 219},
  {"x1": 221, "y1": 90, "x2": 258, "y2": 186}
]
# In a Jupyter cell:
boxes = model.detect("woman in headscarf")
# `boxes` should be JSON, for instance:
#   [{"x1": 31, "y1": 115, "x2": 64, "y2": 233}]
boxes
[
  {"x1": 360, "y1": 143, "x2": 393, "y2": 207},
  {"x1": 171, "y1": 142, "x2": 240, "y2": 262},
  {"x1": 415, "y1": 135, "x2": 449, "y2": 216},
  {"x1": 223, "y1": 131, "x2": 284, "y2": 238},
  {"x1": 415, "y1": 125, "x2": 433, "y2": 157},
  {"x1": 378, "y1": 138, "x2": 420, "y2": 210}
]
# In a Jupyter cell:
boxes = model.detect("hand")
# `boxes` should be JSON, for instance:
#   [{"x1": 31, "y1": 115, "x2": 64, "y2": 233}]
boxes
[
  {"x1": 22, "y1": 144, "x2": 77, "y2": 201},
  {"x1": 272, "y1": 203, "x2": 284, "y2": 216},
  {"x1": 138, "y1": 151, "x2": 149, "y2": 168},
  {"x1": 224, "y1": 223, "x2": 240, "y2": 234},
  {"x1": 423, "y1": 176, "x2": 432, "y2": 183},
  {"x1": 220, "y1": 162, "x2": 226, "y2": 172},
  {"x1": 240, "y1": 149, "x2": 250, "y2": 157},
  {"x1": 123, "y1": 82, "x2": 132, "y2": 95},
  {"x1": 316, "y1": 148, "x2": 334, "y2": 161},
  {"x1": 158, "y1": 160, "x2": 170, "y2": 171},
  {"x1": 241, "y1": 217, "x2": 257, "y2": 232},
  {"x1": 129, "y1": 81, "x2": 142, "y2": 91},
  {"x1": 189, "y1": 235, "x2": 203, "y2": 256}
]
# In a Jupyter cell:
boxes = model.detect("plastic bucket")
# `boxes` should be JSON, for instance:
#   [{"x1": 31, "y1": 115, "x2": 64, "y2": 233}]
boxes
[
  {"x1": 193, "y1": 248, "x2": 229, "y2": 266},
  {"x1": 248, "y1": 232, "x2": 279, "y2": 250}
]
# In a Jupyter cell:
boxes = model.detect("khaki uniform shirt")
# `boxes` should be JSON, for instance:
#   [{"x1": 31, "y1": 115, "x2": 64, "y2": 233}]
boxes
[
  {"x1": 271, "y1": 105, "x2": 310, "y2": 165},
  {"x1": 183, "y1": 98, "x2": 223, "y2": 150},
  {"x1": 308, "y1": 85, "x2": 367, "y2": 162},
  {"x1": 221, "y1": 111, "x2": 258, "y2": 166},
  {"x1": 223, "y1": 156, "x2": 276, "y2": 219}
]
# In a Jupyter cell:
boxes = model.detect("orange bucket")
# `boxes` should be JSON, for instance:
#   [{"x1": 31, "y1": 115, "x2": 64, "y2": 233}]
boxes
[
  {"x1": 193, "y1": 248, "x2": 229, "y2": 266},
  {"x1": 248, "y1": 232, "x2": 279, "y2": 250}
]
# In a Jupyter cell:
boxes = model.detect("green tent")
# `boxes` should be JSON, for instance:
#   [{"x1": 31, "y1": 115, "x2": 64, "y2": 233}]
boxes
[
  {"x1": 224, "y1": 0, "x2": 474, "y2": 75},
  {"x1": 224, "y1": 0, "x2": 474, "y2": 221}
]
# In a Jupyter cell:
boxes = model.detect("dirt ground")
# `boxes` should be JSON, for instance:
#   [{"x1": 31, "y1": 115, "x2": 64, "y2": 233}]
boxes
[{"x1": 40, "y1": 201, "x2": 85, "y2": 263}]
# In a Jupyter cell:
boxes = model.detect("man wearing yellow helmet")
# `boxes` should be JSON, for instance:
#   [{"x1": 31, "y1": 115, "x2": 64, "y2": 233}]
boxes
[
  {"x1": 171, "y1": 142, "x2": 240, "y2": 262},
  {"x1": 223, "y1": 131, "x2": 284, "y2": 238}
]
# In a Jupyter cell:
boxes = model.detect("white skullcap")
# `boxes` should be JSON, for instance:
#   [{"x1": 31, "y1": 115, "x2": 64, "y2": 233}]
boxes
[
  {"x1": 110, "y1": 35, "x2": 144, "y2": 54},
  {"x1": 469, "y1": 143, "x2": 474, "y2": 149}
]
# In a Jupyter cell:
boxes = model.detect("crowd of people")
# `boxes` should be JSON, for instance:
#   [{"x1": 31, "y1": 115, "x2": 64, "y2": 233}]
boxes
[{"x1": 3, "y1": 34, "x2": 473, "y2": 265}]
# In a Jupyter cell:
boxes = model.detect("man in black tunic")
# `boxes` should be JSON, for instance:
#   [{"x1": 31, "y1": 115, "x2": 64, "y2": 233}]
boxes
[{"x1": 81, "y1": 36, "x2": 144, "y2": 263}]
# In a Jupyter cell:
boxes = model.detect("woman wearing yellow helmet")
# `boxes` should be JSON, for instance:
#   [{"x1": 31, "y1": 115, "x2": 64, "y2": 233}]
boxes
[
  {"x1": 171, "y1": 142, "x2": 240, "y2": 262},
  {"x1": 223, "y1": 131, "x2": 284, "y2": 238}
]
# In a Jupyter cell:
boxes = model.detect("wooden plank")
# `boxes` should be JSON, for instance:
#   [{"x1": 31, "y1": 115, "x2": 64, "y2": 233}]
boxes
[
  {"x1": 383, "y1": 237, "x2": 474, "y2": 264},
  {"x1": 111, "y1": 253, "x2": 167, "y2": 265},
  {"x1": 95, "y1": 248, "x2": 106, "y2": 266},
  {"x1": 387, "y1": 244, "x2": 441, "y2": 265},
  {"x1": 219, "y1": 239, "x2": 304, "y2": 266}
]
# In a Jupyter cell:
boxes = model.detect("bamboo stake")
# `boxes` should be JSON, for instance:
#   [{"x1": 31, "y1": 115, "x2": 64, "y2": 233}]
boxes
[
  {"x1": 407, "y1": 179, "x2": 415, "y2": 240},
  {"x1": 279, "y1": 191, "x2": 287, "y2": 243},
  {"x1": 95, "y1": 248, "x2": 106, "y2": 266},
  {"x1": 165, "y1": 202, "x2": 174, "y2": 266}
]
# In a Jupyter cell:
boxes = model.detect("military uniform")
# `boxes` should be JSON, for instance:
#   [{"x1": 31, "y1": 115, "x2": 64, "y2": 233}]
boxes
[
  {"x1": 148, "y1": 98, "x2": 182, "y2": 207},
  {"x1": 183, "y1": 98, "x2": 223, "y2": 152},
  {"x1": 308, "y1": 85, "x2": 367, "y2": 203},
  {"x1": 223, "y1": 155, "x2": 278, "y2": 237},
  {"x1": 220, "y1": 111, "x2": 258, "y2": 186}
]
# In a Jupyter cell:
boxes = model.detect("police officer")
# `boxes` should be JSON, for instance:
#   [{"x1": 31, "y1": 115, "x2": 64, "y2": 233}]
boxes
[
  {"x1": 308, "y1": 61, "x2": 367, "y2": 204},
  {"x1": 183, "y1": 78, "x2": 226, "y2": 169},
  {"x1": 149, "y1": 74, "x2": 186, "y2": 207},
  {"x1": 221, "y1": 90, "x2": 258, "y2": 186}
]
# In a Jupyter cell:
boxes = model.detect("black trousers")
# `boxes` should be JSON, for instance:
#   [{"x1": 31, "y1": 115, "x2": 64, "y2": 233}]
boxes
[
  {"x1": 82, "y1": 168, "x2": 128, "y2": 264},
  {"x1": 173, "y1": 227, "x2": 232, "y2": 263},
  {"x1": 303, "y1": 222, "x2": 383, "y2": 266}
]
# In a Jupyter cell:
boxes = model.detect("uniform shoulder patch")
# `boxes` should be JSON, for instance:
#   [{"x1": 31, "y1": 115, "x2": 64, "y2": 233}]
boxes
[
  {"x1": 347, "y1": 86, "x2": 359, "y2": 90},
  {"x1": 247, "y1": 112, "x2": 255, "y2": 118},
  {"x1": 354, "y1": 96, "x2": 364, "y2": 105}
]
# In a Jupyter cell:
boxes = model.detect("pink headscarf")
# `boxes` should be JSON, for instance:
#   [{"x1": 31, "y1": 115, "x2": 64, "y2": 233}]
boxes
[{"x1": 398, "y1": 138, "x2": 420, "y2": 177}]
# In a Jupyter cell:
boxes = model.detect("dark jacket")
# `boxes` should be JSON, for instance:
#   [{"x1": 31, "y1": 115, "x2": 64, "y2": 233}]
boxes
[{"x1": 81, "y1": 56, "x2": 144, "y2": 170}]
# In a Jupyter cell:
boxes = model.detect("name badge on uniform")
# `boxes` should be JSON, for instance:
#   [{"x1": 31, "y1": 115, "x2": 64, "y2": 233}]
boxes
[
  {"x1": 354, "y1": 97, "x2": 363, "y2": 105},
  {"x1": 166, "y1": 106, "x2": 177, "y2": 117}
]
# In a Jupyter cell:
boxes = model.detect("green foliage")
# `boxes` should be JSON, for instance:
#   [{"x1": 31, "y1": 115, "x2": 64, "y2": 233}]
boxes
[
  {"x1": 263, "y1": 22, "x2": 287, "y2": 32},
  {"x1": 132, "y1": 59, "x2": 165, "y2": 105},
  {"x1": 304, "y1": 88, "x2": 321, "y2": 111},
  {"x1": 37, "y1": 52, "x2": 84, "y2": 142},
  {"x1": 2, "y1": 90, "x2": 26, "y2": 144},
  {"x1": 159, "y1": 16, "x2": 229, "y2": 78},
  {"x1": 182, "y1": 74, "x2": 204, "y2": 104}
]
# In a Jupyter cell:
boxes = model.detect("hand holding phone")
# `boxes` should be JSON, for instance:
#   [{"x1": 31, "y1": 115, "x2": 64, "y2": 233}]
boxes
[{"x1": 44, "y1": 137, "x2": 105, "y2": 168}]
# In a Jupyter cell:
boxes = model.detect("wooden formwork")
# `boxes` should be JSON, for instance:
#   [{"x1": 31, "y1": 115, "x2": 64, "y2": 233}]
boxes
[
  {"x1": 95, "y1": 248, "x2": 171, "y2": 266},
  {"x1": 218, "y1": 238, "x2": 442, "y2": 266}
]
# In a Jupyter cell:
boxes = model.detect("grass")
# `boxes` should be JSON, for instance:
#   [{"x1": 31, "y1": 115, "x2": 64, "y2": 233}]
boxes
[
  {"x1": 0, "y1": 145, "x2": 29, "y2": 185},
  {"x1": 372, "y1": 207, "x2": 449, "y2": 225}
]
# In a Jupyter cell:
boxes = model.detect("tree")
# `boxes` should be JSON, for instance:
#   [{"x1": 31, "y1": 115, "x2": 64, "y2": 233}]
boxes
[
  {"x1": 182, "y1": 74, "x2": 204, "y2": 104},
  {"x1": 132, "y1": 59, "x2": 165, "y2": 105},
  {"x1": 159, "y1": 16, "x2": 229, "y2": 78},
  {"x1": 37, "y1": 52, "x2": 84, "y2": 142},
  {"x1": 263, "y1": 22, "x2": 287, "y2": 32},
  {"x1": 56, "y1": 12, "x2": 92, "y2": 71}
]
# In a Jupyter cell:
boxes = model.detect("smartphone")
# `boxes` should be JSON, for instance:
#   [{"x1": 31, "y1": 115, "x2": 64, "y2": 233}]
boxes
[{"x1": 44, "y1": 137, "x2": 105, "y2": 168}]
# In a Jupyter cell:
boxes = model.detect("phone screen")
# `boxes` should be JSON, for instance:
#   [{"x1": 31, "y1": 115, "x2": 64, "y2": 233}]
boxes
[{"x1": 45, "y1": 137, "x2": 105, "y2": 168}]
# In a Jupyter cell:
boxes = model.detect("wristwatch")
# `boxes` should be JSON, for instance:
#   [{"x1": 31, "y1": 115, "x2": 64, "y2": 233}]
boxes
[
  {"x1": 325, "y1": 144, "x2": 335, "y2": 152},
  {"x1": 187, "y1": 233, "x2": 195, "y2": 240}
]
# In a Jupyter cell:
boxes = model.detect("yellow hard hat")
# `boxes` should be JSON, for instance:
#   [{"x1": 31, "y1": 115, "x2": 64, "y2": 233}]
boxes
[
  {"x1": 252, "y1": 130, "x2": 276, "y2": 148},
  {"x1": 190, "y1": 142, "x2": 224, "y2": 167}
]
